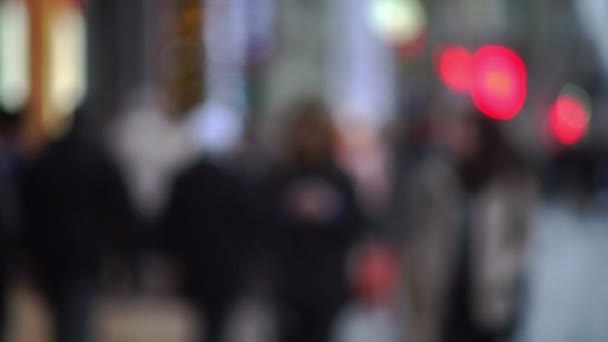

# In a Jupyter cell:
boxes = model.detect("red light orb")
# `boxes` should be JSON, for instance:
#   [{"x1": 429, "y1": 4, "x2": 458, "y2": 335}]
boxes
[
  {"x1": 355, "y1": 244, "x2": 399, "y2": 304},
  {"x1": 471, "y1": 45, "x2": 527, "y2": 120},
  {"x1": 438, "y1": 45, "x2": 474, "y2": 94},
  {"x1": 549, "y1": 95, "x2": 590, "y2": 146}
]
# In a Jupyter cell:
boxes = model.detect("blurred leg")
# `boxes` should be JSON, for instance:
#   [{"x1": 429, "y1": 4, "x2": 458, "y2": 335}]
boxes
[
  {"x1": 46, "y1": 278, "x2": 96, "y2": 342},
  {"x1": 278, "y1": 295, "x2": 344, "y2": 342},
  {"x1": 277, "y1": 307, "x2": 305, "y2": 342},
  {"x1": 202, "y1": 303, "x2": 227, "y2": 342},
  {"x1": 193, "y1": 293, "x2": 233, "y2": 342},
  {"x1": 277, "y1": 295, "x2": 304, "y2": 342},
  {"x1": 304, "y1": 302, "x2": 342, "y2": 342},
  {"x1": 0, "y1": 273, "x2": 6, "y2": 342}
]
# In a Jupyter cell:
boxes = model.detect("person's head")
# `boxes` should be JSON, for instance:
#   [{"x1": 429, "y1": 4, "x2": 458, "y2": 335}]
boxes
[
  {"x1": 432, "y1": 110, "x2": 481, "y2": 165},
  {"x1": 0, "y1": 107, "x2": 22, "y2": 143},
  {"x1": 395, "y1": 95, "x2": 432, "y2": 147},
  {"x1": 546, "y1": 148, "x2": 596, "y2": 206},
  {"x1": 283, "y1": 98, "x2": 336, "y2": 168},
  {"x1": 456, "y1": 114, "x2": 528, "y2": 192}
]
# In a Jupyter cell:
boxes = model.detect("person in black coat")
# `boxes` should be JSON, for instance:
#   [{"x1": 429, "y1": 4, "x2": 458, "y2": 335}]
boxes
[
  {"x1": 160, "y1": 158, "x2": 255, "y2": 342},
  {"x1": 0, "y1": 108, "x2": 22, "y2": 341},
  {"x1": 20, "y1": 111, "x2": 135, "y2": 342},
  {"x1": 263, "y1": 99, "x2": 365, "y2": 342}
]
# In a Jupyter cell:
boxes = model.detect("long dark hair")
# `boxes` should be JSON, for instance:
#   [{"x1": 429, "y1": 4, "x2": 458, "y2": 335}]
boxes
[
  {"x1": 458, "y1": 116, "x2": 529, "y2": 193},
  {"x1": 282, "y1": 98, "x2": 337, "y2": 168}
]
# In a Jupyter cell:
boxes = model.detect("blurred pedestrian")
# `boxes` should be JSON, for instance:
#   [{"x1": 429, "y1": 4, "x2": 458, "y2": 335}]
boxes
[
  {"x1": 400, "y1": 111, "x2": 536, "y2": 342},
  {"x1": 160, "y1": 157, "x2": 256, "y2": 342},
  {"x1": 399, "y1": 110, "x2": 467, "y2": 342},
  {"x1": 0, "y1": 108, "x2": 23, "y2": 341},
  {"x1": 453, "y1": 118, "x2": 536, "y2": 342},
  {"x1": 262, "y1": 98, "x2": 365, "y2": 342},
  {"x1": 21, "y1": 109, "x2": 135, "y2": 342},
  {"x1": 106, "y1": 87, "x2": 199, "y2": 292}
]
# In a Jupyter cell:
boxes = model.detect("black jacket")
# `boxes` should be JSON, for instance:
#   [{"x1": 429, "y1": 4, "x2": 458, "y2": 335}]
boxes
[
  {"x1": 262, "y1": 163, "x2": 364, "y2": 299},
  {"x1": 161, "y1": 159, "x2": 256, "y2": 297},
  {"x1": 21, "y1": 135, "x2": 135, "y2": 283}
]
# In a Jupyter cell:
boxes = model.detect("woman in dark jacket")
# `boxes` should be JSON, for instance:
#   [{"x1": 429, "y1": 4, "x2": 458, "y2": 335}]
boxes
[{"x1": 263, "y1": 99, "x2": 365, "y2": 342}]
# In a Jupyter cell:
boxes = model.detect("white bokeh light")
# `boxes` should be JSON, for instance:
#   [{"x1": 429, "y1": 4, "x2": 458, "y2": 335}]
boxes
[
  {"x1": 49, "y1": 5, "x2": 87, "y2": 118},
  {"x1": 0, "y1": 0, "x2": 30, "y2": 112}
]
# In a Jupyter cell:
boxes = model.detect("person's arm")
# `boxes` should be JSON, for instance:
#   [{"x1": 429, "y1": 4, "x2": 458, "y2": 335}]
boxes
[
  {"x1": 338, "y1": 170, "x2": 370, "y2": 249},
  {"x1": 401, "y1": 159, "x2": 462, "y2": 342},
  {"x1": 98, "y1": 156, "x2": 138, "y2": 261},
  {"x1": 18, "y1": 160, "x2": 41, "y2": 256},
  {"x1": 159, "y1": 173, "x2": 189, "y2": 263}
]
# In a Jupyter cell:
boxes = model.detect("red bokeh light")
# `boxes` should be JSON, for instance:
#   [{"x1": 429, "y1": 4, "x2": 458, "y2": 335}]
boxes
[
  {"x1": 355, "y1": 244, "x2": 399, "y2": 305},
  {"x1": 438, "y1": 45, "x2": 474, "y2": 94},
  {"x1": 549, "y1": 95, "x2": 590, "y2": 146},
  {"x1": 436, "y1": 44, "x2": 527, "y2": 120},
  {"x1": 471, "y1": 46, "x2": 527, "y2": 120}
]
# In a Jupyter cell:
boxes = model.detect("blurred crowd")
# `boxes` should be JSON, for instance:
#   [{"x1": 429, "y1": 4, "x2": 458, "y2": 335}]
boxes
[
  {"x1": 3, "y1": 91, "x2": 600, "y2": 342},
  {"x1": 2, "y1": 1, "x2": 608, "y2": 342}
]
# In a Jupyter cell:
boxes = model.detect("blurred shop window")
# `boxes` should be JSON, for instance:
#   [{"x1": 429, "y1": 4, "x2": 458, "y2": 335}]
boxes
[
  {"x1": 165, "y1": 0, "x2": 204, "y2": 117},
  {"x1": 48, "y1": 0, "x2": 86, "y2": 133},
  {"x1": 0, "y1": 0, "x2": 30, "y2": 112}
]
